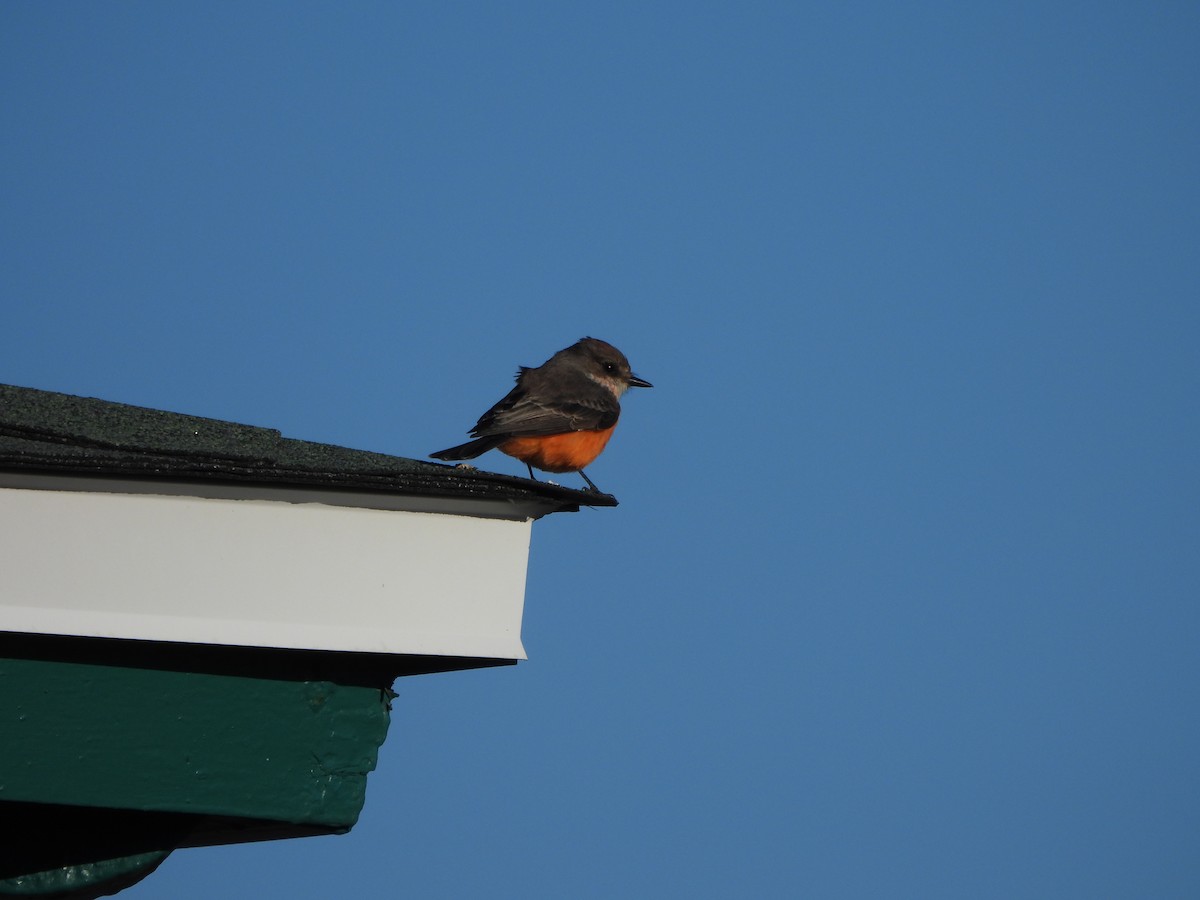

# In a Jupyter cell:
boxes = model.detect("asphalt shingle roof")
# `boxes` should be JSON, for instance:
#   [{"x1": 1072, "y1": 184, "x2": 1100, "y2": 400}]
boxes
[{"x1": 0, "y1": 384, "x2": 616, "y2": 511}]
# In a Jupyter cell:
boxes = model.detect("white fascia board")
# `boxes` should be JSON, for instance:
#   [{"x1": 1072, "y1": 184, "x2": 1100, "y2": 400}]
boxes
[{"x1": 0, "y1": 476, "x2": 532, "y2": 660}]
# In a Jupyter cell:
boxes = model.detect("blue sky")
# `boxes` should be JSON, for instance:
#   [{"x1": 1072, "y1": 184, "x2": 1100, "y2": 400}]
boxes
[{"x1": 3, "y1": 3, "x2": 1198, "y2": 897}]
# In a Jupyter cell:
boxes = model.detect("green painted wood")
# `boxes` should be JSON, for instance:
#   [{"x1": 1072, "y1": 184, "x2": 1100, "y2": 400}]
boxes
[
  {"x1": 0, "y1": 850, "x2": 170, "y2": 898},
  {"x1": 0, "y1": 655, "x2": 391, "y2": 827}
]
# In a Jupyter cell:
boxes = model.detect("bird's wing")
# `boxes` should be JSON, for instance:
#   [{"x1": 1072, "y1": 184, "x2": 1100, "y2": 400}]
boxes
[{"x1": 470, "y1": 383, "x2": 619, "y2": 437}]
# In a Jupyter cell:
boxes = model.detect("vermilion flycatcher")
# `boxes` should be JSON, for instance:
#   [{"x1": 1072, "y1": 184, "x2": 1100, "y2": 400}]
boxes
[{"x1": 431, "y1": 337, "x2": 651, "y2": 493}]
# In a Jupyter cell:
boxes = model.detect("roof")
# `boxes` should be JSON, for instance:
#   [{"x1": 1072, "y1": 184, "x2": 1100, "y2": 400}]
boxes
[{"x1": 0, "y1": 383, "x2": 617, "y2": 512}]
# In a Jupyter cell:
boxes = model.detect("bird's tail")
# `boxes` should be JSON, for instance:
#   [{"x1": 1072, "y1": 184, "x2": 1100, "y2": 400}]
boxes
[{"x1": 430, "y1": 435, "x2": 505, "y2": 461}]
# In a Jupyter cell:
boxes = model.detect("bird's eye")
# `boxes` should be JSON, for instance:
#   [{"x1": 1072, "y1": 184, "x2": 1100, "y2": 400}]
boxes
[{"x1": 603, "y1": 362, "x2": 617, "y2": 373}]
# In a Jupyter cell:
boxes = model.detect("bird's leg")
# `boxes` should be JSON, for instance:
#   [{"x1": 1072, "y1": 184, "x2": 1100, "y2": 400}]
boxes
[
  {"x1": 579, "y1": 469, "x2": 602, "y2": 493},
  {"x1": 525, "y1": 463, "x2": 539, "y2": 481}
]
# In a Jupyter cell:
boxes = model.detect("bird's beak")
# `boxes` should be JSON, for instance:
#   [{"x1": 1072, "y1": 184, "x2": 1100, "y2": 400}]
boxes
[{"x1": 629, "y1": 374, "x2": 653, "y2": 388}]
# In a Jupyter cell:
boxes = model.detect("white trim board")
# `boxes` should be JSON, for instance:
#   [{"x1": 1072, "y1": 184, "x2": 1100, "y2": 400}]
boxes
[{"x1": 0, "y1": 484, "x2": 530, "y2": 660}]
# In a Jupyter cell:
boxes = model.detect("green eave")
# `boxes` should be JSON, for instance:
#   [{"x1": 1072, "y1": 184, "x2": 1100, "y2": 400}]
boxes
[
  {"x1": 0, "y1": 634, "x2": 439, "y2": 897},
  {"x1": 1, "y1": 637, "x2": 395, "y2": 831}
]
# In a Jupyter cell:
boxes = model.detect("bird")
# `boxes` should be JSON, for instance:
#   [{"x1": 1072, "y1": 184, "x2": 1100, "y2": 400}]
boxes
[{"x1": 431, "y1": 337, "x2": 651, "y2": 493}]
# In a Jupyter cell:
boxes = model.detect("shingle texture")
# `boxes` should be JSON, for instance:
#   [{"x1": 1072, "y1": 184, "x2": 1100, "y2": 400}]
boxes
[{"x1": 0, "y1": 384, "x2": 615, "y2": 510}]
